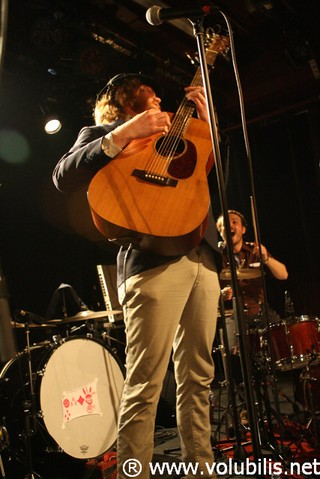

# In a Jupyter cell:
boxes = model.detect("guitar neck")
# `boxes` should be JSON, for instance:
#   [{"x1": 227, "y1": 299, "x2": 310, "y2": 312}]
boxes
[
  {"x1": 172, "y1": 69, "x2": 202, "y2": 136},
  {"x1": 173, "y1": 41, "x2": 221, "y2": 136}
]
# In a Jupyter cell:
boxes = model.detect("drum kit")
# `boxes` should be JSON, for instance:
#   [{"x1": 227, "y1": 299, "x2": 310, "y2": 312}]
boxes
[
  {"x1": 0, "y1": 308, "x2": 126, "y2": 478},
  {"x1": 216, "y1": 269, "x2": 320, "y2": 451},
  {"x1": 219, "y1": 267, "x2": 320, "y2": 379},
  {"x1": 230, "y1": 313, "x2": 320, "y2": 416}
]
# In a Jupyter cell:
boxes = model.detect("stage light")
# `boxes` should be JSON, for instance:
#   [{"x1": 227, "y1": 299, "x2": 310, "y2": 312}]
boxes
[{"x1": 44, "y1": 115, "x2": 62, "y2": 134}]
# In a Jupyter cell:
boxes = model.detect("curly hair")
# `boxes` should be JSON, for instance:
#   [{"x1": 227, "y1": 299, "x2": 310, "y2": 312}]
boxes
[{"x1": 93, "y1": 77, "x2": 144, "y2": 125}]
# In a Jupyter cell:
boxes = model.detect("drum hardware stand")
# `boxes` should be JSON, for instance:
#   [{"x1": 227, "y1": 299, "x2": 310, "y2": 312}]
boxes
[
  {"x1": 210, "y1": 363, "x2": 235, "y2": 442},
  {"x1": 251, "y1": 359, "x2": 293, "y2": 465},
  {"x1": 249, "y1": 304, "x2": 292, "y2": 460},
  {"x1": 211, "y1": 298, "x2": 249, "y2": 460},
  {"x1": 84, "y1": 320, "x2": 120, "y2": 357},
  {"x1": 85, "y1": 319, "x2": 107, "y2": 341},
  {"x1": 291, "y1": 361, "x2": 320, "y2": 456},
  {"x1": 284, "y1": 290, "x2": 295, "y2": 319},
  {"x1": 0, "y1": 423, "x2": 9, "y2": 479},
  {"x1": 20, "y1": 324, "x2": 43, "y2": 479},
  {"x1": 69, "y1": 322, "x2": 87, "y2": 336}
]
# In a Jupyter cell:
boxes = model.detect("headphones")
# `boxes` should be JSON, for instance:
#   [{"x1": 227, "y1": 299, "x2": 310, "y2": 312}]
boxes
[{"x1": 96, "y1": 72, "x2": 162, "y2": 102}]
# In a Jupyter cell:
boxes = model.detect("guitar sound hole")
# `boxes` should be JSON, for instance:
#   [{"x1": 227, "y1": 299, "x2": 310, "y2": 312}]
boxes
[{"x1": 155, "y1": 135, "x2": 186, "y2": 157}]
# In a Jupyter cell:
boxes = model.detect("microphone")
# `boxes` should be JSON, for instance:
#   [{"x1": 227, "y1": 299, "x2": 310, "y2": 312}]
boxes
[
  {"x1": 146, "y1": 5, "x2": 215, "y2": 26},
  {"x1": 14, "y1": 309, "x2": 45, "y2": 325}
]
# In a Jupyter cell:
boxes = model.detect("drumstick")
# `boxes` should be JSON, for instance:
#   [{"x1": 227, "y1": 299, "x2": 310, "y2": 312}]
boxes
[{"x1": 250, "y1": 196, "x2": 258, "y2": 245}]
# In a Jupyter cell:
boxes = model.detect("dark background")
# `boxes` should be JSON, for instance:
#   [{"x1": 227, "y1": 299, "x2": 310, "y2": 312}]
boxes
[{"x1": 0, "y1": 0, "x2": 319, "y2": 320}]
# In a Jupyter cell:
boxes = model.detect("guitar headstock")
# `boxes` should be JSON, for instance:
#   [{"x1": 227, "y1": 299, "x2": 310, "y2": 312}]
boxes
[
  {"x1": 205, "y1": 33, "x2": 230, "y2": 66},
  {"x1": 186, "y1": 32, "x2": 230, "y2": 68}
]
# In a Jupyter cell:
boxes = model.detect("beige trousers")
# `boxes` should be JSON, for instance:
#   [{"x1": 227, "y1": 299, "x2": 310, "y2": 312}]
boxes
[{"x1": 117, "y1": 245, "x2": 220, "y2": 479}]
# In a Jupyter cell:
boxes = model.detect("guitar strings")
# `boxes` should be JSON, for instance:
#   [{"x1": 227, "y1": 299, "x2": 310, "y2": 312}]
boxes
[
  {"x1": 142, "y1": 102, "x2": 193, "y2": 177},
  {"x1": 143, "y1": 70, "x2": 203, "y2": 178}
]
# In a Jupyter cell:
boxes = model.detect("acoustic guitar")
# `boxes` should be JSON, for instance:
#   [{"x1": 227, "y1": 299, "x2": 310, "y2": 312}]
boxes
[{"x1": 88, "y1": 34, "x2": 229, "y2": 256}]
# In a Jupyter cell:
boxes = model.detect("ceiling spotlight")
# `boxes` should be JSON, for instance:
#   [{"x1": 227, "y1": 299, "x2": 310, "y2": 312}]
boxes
[{"x1": 44, "y1": 116, "x2": 62, "y2": 134}]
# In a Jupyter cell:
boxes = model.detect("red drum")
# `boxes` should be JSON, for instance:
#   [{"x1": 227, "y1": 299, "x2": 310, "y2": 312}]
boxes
[
  {"x1": 0, "y1": 337, "x2": 124, "y2": 462},
  {"x1": 287, "y1": 316, "x2": 320, "y2": 369},
  {"x1": 294, "y1": 364, "x2": 320, "y2": 412},
  {"x1": 261, "y1": 321, "x2": 292, "y2": 371}
]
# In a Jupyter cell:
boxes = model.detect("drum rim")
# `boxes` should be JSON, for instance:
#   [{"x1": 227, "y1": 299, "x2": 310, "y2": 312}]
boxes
[{"x1": 289, "y1": 314, "x2": 320, "y2": 323}]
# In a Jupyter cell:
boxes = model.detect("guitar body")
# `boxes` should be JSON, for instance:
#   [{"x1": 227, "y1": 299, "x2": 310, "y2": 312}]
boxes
[{"x1": 88, "y1": 115, "x2": 214, "y2": 256}]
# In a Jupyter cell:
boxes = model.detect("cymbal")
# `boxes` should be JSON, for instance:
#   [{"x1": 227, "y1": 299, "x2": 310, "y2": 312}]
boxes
[
  {"x1": 48, "y1": 309, "x2": 123, "y2": 324},
  {"x1": 10, "y1": 321, "x2": 56, "y2": 329},
  {"x1": 219, "y1": 268, "x2": 262, "y2": 281}
]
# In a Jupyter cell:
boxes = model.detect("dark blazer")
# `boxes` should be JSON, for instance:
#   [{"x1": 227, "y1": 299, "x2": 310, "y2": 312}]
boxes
[{"x1": 53, "y1": 122, "x2": 123, "y2": 192}]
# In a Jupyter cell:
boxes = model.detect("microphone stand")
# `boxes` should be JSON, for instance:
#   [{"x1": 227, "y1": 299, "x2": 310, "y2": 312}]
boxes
[{"x1": 187, "y1": 15, "x2": 263, "y2": 466}]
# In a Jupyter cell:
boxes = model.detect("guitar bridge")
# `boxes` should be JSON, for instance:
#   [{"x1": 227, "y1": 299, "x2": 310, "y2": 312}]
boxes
[{"x1": 132, "y1": 169, "x2": 178, "y2": 187}]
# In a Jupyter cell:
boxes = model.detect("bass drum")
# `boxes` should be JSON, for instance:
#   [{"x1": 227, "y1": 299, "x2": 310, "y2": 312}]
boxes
[
  {"x1": 294, "y1": 364, "x2": 320, "y2": 412},
  {"x1": 40, "y1": 337, "x2": 124, "y2": 459},
  {"x1": 0, "y1": 337, "x2": 124, "y2": 464}
]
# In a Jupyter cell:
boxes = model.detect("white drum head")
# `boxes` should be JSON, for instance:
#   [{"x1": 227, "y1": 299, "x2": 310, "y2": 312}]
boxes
[{"x1": 40, "y1": 338, "x2": 124, "y2": 459}]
